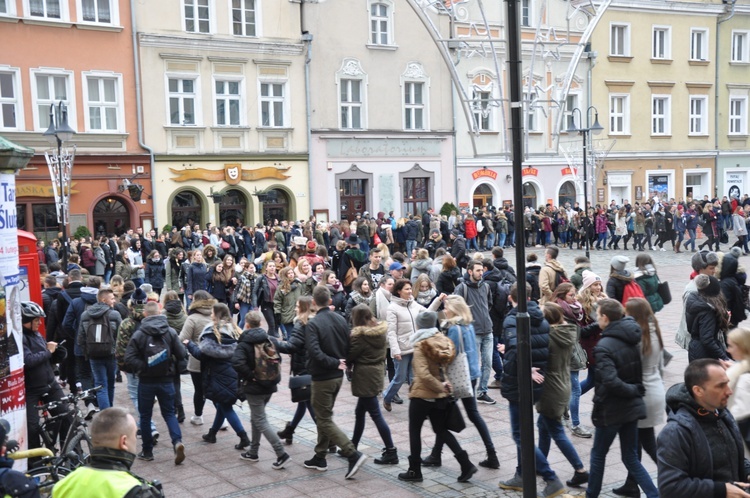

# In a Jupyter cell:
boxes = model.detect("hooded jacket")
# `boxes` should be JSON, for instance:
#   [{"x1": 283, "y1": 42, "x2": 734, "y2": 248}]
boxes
[
  {"x1": 453, "y1": 279, "x2": 493, "y2": 336},
  {"x1": 145, "y1": 257, "x2": 165, "y2": 290},
  {"x1": 408, "y1": 328, "x2": 455, "y2": 400},
  {"x1": 348, "y1": 321, "x2": 387, "y2": 398},
  {"x1": 124, "y1": 314, "x2": 185, "y2": 383},
  {"x1": 436, "y1": 266, "x2": 461, "y2": 296},
  {"x1": 179, "y1": 297, "x2": 216, "y2": 372},
  {"x1": 685, "y1": 292, "x2": 729, "y2": 362},
  {"x1": 539, "y1": 259, "x2": 567, "y2": 303},
  {"x1": 386, "y1": 296, "x2": 441, "y2": 357},
  {"x1": 450, "y1": 235, "x2": 467, "y2": 268},
  {"x1": 606, "y1": 269, "x2": 635, "y2": 304},
  {"x1": 634, "y1": 264, "x2": 664, "y2": 313},
  {"x1": 443, "y1": 319, "x2": 480, "y2": 380},
  {"x1": 187, "y1": 324, "x2": 240, "y2": 403},
  {"x1": 77, "y1": 302, "x2": 123, "y2": 359},
  {"x1": 232, "y1": 326, "x2": 279, "y2": 395},
  {"x1": 163, "y1": 300, "x2": 186, "y2": 335},
  {"x1": 657, "y1": 383, "x2": 746, "y2": 498},
  {"x1": 273, "y1": 280, "x2": 302, "y2": 325},
  {"x1": 591, "y1": 316, "x2": 646, "y2": 427},
  {"x1": 63, "y1": 287, "x2": 99, "y2": 356},
  {"x1": 719, "y1": 254, "x2": 747, "y2": 328},
  {"x1": 501, "y1": 301, "x2": 550, "y2": 403},
  {"x1": 570, "y1": 263, "x2": 592, "y2": 290},
  {"x1": 535, "y1": 323, "x2": 577, "y2": 419},
  {"x1": 409, "y1": 257, "x2": 433, "y2": 285},
  {"x1": 305, "y1": 307, "x2": 350, "y2": 382}
]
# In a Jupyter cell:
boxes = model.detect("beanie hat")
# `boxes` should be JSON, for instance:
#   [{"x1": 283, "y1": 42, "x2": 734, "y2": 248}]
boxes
[
  {"x1": 610, "y1": 255, "x2": 629, "y2": 272},
  {"x1": 695, "y1": 274, "x2": 721, "y2": 297},
  {"x1": 580, "y1": 270, "x2": 602, "y2": 291},
  {"x1": 691, "y1": 250, "x2": 719, "y2": 272},
  {"x1": 451, "y1": 229, "x2": 460, "y2": 238},
  {"x1": 415, "y1": 311, "x2": 438, "y2": 330},
  {"x1": 139, "y1": 283, "x2": 153, "y2": 295},
  {"x1": 132, "y1": 288, "x2": 148, "y2": 305},
  {"x1": 306, "y1": 241, "x2": 317, "y2": 253},
  {"x1": 730, "y1": 246, "x2": 743, "y2": 259},
  {"x1": 430, "y1": 228, "x2": 440, "y2": 237}
]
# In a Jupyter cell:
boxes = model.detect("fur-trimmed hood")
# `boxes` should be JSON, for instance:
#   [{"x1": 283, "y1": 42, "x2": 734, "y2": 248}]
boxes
[
  {"x1": 189, "y1": 297, "x2": 216, "y2": 315},
  {"x1": 412, "y1": 329, "x2": 455, "y2": 366},
  {"x1": 351, "y1": 321, "x2": 387, "y2": 338}
]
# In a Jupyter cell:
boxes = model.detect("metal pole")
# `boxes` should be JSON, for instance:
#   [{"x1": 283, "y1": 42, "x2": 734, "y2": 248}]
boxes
[
  {"x1": 505, "y1": 0, "x2": 536, "y2": 496},
  {"x1": 58, "y1": 133, "x2": 68, "y2": 272},
  {"x1": 583, "y1": 128, "x2": 589, "y2": 259}
]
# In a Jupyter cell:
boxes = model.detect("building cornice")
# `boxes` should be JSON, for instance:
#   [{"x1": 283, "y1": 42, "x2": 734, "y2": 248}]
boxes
[
  {"x1": 605, "y1": 150, "x2": 717, "y2": 160},
  {"x1": 607, "y1": 0, "x2": 726, "y2": 16},
  {"x1": 153, "y1": 154, "x2": 308, "y2": 162},
  {"x1": 139, "y1": 34, "x2": 304, "y2": 56}
]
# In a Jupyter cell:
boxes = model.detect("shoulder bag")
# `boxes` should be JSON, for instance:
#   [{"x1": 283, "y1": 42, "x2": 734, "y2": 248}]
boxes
[
  {"x1": 445, "y1": 326, "x2": 474, "y2": 399},
  {"x1": 657, "y1": 276, "x2": 672, "y2": 305}
]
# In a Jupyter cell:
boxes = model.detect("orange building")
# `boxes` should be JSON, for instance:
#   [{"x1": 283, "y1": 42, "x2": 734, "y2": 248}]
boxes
[{"x1": 0, "y1": 0, "x2": 152, "y2": 240}]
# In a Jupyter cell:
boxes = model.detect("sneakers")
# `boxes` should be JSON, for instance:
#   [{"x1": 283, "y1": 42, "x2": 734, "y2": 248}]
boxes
[
  {"x1": 487, "y1": 379, "x2": 502, "y2": 389},
  {"x1": 570, "y1": 425, "x2": 592, "y2": 438},
  {"x1": 392, "y1": 394, "x2": 404, "y2": 405},
  {"x1": 152, "y1": 431, "x2": 160, "y2": 445},
  {"x1": 345, "y1": 451, "x2": 368, "y2": 479},
  {"x1": 137, "y1": 450, "x2": 154, "y2": 461},
  {"x1": 540, "y1": 478, "x2": 566, "y2": 498},
  {"x1": 566, "y1": 470, "x2": 590, "y2": 488},
  {"x1": 477, "y1": 393, "x2": 496, "y2": 404},
  {"x1": 84, "y1": 403, "x2": 98, "y2": 421},
  {"x1": 498, "y1": 473, "x2": 524, "y2": 491},
  {"x1": 240, "y1": 451, "x2": 259, "y2": 462},
  {"x1": 272, "y1": 453, "x2": 291, "y2": 470},
  {"x1": 173, "y1": 442, "x2": 185, "y2": 465},
  {"x1": 303, "y1": 455, "x2": 328, "y2": 471},
  {"x1": 190, "y1": 415, "x2": 203, "y2": 426}
]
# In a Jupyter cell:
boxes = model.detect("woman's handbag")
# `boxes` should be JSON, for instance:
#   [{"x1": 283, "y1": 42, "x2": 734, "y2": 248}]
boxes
[
  {"x1": 570, "y1": 341, "x2": 588, "y2": 371},
  {"x1": 445, "y1": 327, "x2": 474, "y2": 399},
  {"x1": 289, "y1": 374, "x2": 312, "y2": 403},
  {"x1": 444, "y1": 397, "x2": 466, "y2": 433},
  {"x1": 657, "y1": 278, "x2": 672, "y2": 305}
]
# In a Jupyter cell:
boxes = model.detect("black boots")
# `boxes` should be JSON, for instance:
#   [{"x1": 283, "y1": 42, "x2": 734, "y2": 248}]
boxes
[
  {"x1": 176, "y1": 404, "x2": 185, "y2": 424},
  {"x1": 373, "y1": 447, "x2": 398, "y2": 465},
  {"x1": 612, "y1": 476, "x2": 640, "y2": 497},
  {"x1": 478, "y1": 450, "x2": 500, "y2": 469},
  {"x1": 421, "y1": 450, "x2": 442, "y2": 467},
  {"x1": 398, "y1": 456, "x2": 423, "y2": 482},
  {"x1": 277, "y1": 422, "x2": 294, "y2": 445},
  {"x1": 456, "y1": 450, "x2": 478, "y2": 482},
  {"x1": 202, "y1": 429, "x2": 217, "y2": 444},
  {"x1": 235, "y1": 431, "x2": 250, "y2": 450}
]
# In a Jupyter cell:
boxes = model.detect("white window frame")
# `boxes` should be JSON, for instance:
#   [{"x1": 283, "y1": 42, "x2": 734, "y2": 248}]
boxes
[
  {"x1": 732, "y1": 30, "x2": 749, "y2": 63},
  {"x1": 690, "y1": 28, "x2": 709, "y2": 61},
  {"x1": 24, "y1": 0, "x2": 69, "y2": 21},
  {"x1": 651, "y1": 95, "x2": 671, "y2": 136},
  {"x1": 652, "y1": 25, "x2": 671, "y2": 60},
  {"x1": 729, "y1": 96, "x2": 748, "y2": 136},
  {"x1": 258, "y1": 80, "x2": 288, "y2": 128},
  {"x1": 213, "y1": 76, "x2": 244, "y2": 127},
  {"x1": 521, "y1": 0, "x2": 532, "y2": 27},
  {"x1": 610, "y1": 23, "x2": 631, "y2": 57},
  {"x1": 230, "y1": 0, "x2": 259, "y2": 38},
  {"x1": 82, "y1": 71, "x2": 124, "y2": 133},
  {"x1": 29, "y1": 68, "x2": 76, "y2": 132},
  {"x1": 472, "y1": 88, "x2": 494, "y2": 132},
  {"x1": 368, "y1": 0, "x2": 394, "y2": 46},
  {"x1": 608, "y1": 93, "x2": 630, "y2": 135},
  {"x1": 523, "y1": 90, "x2": 540, "y2": 132},
  {"x1": 182, "y1": 0, "x2": 212, "y2": 34},
  {"x1": 339, "y1": 79, "x2": 364, "y2": 130},
  {"x1": 561, "y1": 93, "x2": 579, "y2": 132},
  {"x1": 0, "y1": 67, "x2": 24, "y2": 131},
  {"x1": 403, "y1": 81, "x2": 427, "y2": 131},
  {"x1": 335, "y1": 58, "x2": 368, "y2": 130},
  {"x1": 166, "y1": 74, "x2": 201, "y2": 126},
  {"x1": 689, "y1": 95, "x2": 709, "y2": 136},
  {"x1": 0, "y1": 0, "x2": 17, "y2": 16},
  {"x1": 76, "y1": 0, "x2": 118, "y2": 25}
]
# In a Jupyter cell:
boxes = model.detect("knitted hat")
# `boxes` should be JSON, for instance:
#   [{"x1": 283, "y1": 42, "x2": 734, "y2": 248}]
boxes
[
  {"x1": 415, "y1": 311, "x2": 438, "y2": 330},
  {"x1": 131, "y1": 288, "x2": 148, "y2": 305},
  {"x1": 610, "y1": 255, "x2": 629, "y2": 272},
  {"x1": 306, "y1": 241, "x2": 317, "y2": 253},
  {"x1": 430, "y1": 228, "x2": 440, "y2": 237},
  {"x1": 691, "y1": 251, "x2": 719, "y2": 272},
  {"x1": 730, "y1": 246, "x2": 743, "y2": 259},
  {"x1": 139, "y1": 283, "x2": 153, "y2": 295},
  {"x1": 580, "y1": 270, "x2": 602, "y2": 291},
  {"x1": 695, "y1": 274, "x2": 721, "y2": 297}
]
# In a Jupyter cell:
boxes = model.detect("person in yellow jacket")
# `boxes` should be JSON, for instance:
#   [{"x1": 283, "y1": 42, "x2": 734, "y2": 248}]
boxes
[{"x1": 52, "y1": 407, "x2": 163, "y2": 498}]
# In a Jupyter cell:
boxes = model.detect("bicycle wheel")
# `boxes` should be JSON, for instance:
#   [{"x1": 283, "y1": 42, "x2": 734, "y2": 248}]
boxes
[
  {"x1": 61, "y1": 429, "x2": 92, "y2": 467},
  {"x1": 27, "y1": 465, "x2": 73, "y2": 497}
]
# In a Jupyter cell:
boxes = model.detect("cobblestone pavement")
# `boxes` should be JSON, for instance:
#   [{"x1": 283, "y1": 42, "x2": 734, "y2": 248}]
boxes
[{"x1": 122, "y1": 240, "x2": 734, "y2": 497}]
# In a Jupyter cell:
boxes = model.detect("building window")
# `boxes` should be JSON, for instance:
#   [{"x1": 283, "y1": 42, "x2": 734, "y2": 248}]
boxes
[
  {"x1": 215, "y1": 80, "x2": 241, "y2": 126},
  {"x1": 652, "y1": 26, "x2": 671, "y2": 60},
  {"x1": 339, "y1": 179, "x2": 367, "y2": 221},
  {"x1": 521, "y1": 0, "x2": 531, "y2": 27},
  {"x1": 168, "y1": 77, "x2": 197, "y2": 125},
  {"x1": 260, "y1": 82, "x2": 285, "y2": 127},
  {"x1": 730, "y1": 97, "x2": 747, "y2": 135},
  {"x1": 472, "y1": 90, "x2": 492, "y2": 131},
  {"x1": 609, "y1": 94, "x2": 629, "y2": 134},
  {"x1": 0, "y1": 0, "x2": 8, "y2": 14},
  {"x1": 369, "y1": 2, "x2": 391, "y2": 45},
  {"x1": 404, "y1": 82, "x2": 424, "y2": 130},
  {"x1": 689, "y1": 96, "x2": 708, "y2": 135},
  {"x1": 402, "y1": 177, "x2": 428, "y2": 217},
  {"x1": 33, "y1": 72, "x2": 72, "y2": 131},
  {"x1": 340, "y1": 79, "x2": 362, "y2": 129},
  {"x1": 732, "y1": 31, "x2": 749, "y2": 63},
  {"x1": 184, "y1": 0, "x2": 210, "y2": 33},
  {"x1": 0, "y1": 71, "x2": 19, "y2": 130},
  {"x1": 29, "y1": 0, "x2": 61, "y2": 19},
  {"x1": 232, "y1": 0, "x2": 256, "y2": 37},
  {"x1": 523, "y1": 90, "x2": 539, "y2": 132},
  {"x1": 85, "y1": 75, "x2": 120, "y2": 131},
  {"x1": 81, "y1": 0, "x2": 111, "y2": 23},
  {"x1": 32, "y1": 204, "x2": 59, "y2": 240},
  {"x1": 563, "y1": 94, "x2": 579, "y2": 131},
  {"x1": 610, "y1": 24, "x2": 630, "y2": 56},
  {"x1": 690, "y1": 28, "x2": 708, "y2": 61},
  {"x1": 651, "y1": 95, "x2": 670, "y2": 135}
]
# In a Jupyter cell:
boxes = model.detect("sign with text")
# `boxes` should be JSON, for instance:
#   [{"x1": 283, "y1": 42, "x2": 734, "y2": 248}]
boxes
[
  {"x1": 725, "y1": 172, "x2": 745, "y2": 200},
  {"x1": 561, "y1": 167, "x2": 577, "y2": 176},
  {"x1": 326, "y1": 138, "x2": 442, "y2": 158},
  {"x1": 471, "y1": 169, "x2": 498, "y2": 180},
  {"x1": 522, "y1": 167, "x2": 539, "y2": 176}
]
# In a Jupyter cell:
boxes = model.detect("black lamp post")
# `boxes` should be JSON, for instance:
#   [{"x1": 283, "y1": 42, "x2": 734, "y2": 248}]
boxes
[
  {"x1": 568, "y1": 106, "x2": 603, "y2": 259},
  {"x1": 43, "y1": 102, "x2": 76, "y2": 272}
]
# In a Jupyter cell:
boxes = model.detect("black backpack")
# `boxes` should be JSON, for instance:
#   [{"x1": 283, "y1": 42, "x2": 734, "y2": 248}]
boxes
[
  {"x1": 85, "y1": 308, "x2": 114, "y2": 358},
  {"x1": 142, "y1": 332, "x2": 173, "y2": 377}
]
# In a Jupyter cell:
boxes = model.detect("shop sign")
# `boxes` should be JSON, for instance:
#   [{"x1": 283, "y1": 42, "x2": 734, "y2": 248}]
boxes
[
  {"x1": 471, "y1": 169, "x2": 497, "y2": 180},
  {"x1": 598, "y1": 188, "x2": 605, "y2": 202},
  {"x1": 726, "y1": 172, "x2": 745, "y2": 200},
  {"x1": 458, "y1": 202, "x2": 470, "y2": 208},
  {"x1": 170, "y1": 166, "x2": 291, "y2": 183},
  {"x1": 522, "y1": 167, "x2": 539, "y2": 177},
  {"x1": 326, "y1": 138, "x2": 442, "y2": 158},
  {"x1": 561, "y1": 167, "x2": 577, "y2": 176},
  {"x1": 16, "y1": 183, "x2": 78, "y2": 198}
]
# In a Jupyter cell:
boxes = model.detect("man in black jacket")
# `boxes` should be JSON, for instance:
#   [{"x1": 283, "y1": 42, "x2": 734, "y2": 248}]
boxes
[
  {"x1": 303, "y1": 286, "x2": 368, "y2": 479},
  {"x1": 586, "y1": 299, "x2": 657, "y2": 498},
  {"x1": 449, "y1": 229, "x2": 467, "y2": 269}
]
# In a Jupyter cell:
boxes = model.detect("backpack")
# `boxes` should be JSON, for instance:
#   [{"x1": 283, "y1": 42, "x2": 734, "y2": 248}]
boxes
[
  {"x1": 85, "y1": 308, "x2": 114, "y2": 358},
  {"x1": 554, "y1": 270, "x2": 570, "y2": 288},
  {"x1": 253, "y1": 339, "x2": 281, "y2": 387},
  {"x1": 142, "y1": 332, "x2": 172, "y2": 377},
  {"x1": 116, "y1": 320, "x2": 140, "y2": 372},
  {"x1": 621, "y1": 280, "x2": 646, "y2": 304}
]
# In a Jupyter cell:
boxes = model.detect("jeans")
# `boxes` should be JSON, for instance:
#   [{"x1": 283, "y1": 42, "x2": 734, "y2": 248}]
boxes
[
  {"x1": 138, "y1": 382, "x2": 182, "y2": 452},
  {"x1": 433, "y1": 380, "x2": 494, "y2": 454},
  {"x1": 644, "y1": 227, "x2": 653, "y2": 249},
  {"x1": 595, "y1": 232, "x2": 607, "y2": 249},
  {"x1": 466, "y1": 237, "x2": 479, "y2": 251},
  {"x1": 537, "y1": 414, "x2": 584, "y2": 471},
  {"x1": 409, "y1": 398, "x2": 463, "y2": 462},
  {"x1": 383, "y1": 353, "x2": 413, "y2": 403},
  {"x1": 675, "y1": 230, "x2": 685, "y2": 248},
  {"x1": 485, "y1": 233, "x2": 495, "y2": 250},
  {"x1": 89, "y1": 357, "x2": 116, "y2": 409},
  {"x1": 686, "y1": 228, "x2": 697, "y2": 251},
  {"x1": 210, "y1": 401, "x2": 245, "y2": 435},
  {"x1": 498, "y1": 233, "x2": 507, "y2": 249},
  {"x1": 290, "y1": 399, "x2": 315, "y2": 429},
  {"x1": 280, "y1": 323, "x2": 294, "y2": 341},
  {"x1": 124, "y1": 373, "x2": 156, "y2": 432},
  {"x1": 586, "y1": 420, "x2": 658, "y2": 498},
  {"x1": 75, "y1": 355, "x2": 94, "y2": 394},
  {"x1": 238, "y1": 302, "x2": 252, "y2": 328},
  {"x1": 189, "y1": 371, "x2": 206, "y2": 416},
  {"x1": 477, "y1": 334, "x2": 493, "y2": 395},
  {"x1": 492, "y1": 335, "x2": 503, "y2": 380},
  {"x1": 581, "y1": 367, "x2": 595, "y2": 395},
  {"x1": 405, "y1": 239, "x2": 417, "y2": 258},
  {"x1": 246, "y1": 394, "x2": 284, "y2": 457},
  {"x1": 352, "y1": 396, "x2": 394, "y2": 448},
  {"x1": 508, "y1": 400, "x2": 557, "y2": 481},
  {"x1": 569, "y1": 370, "x2": 582, "y2": 427},
  {"x1": 311, "y1": 377, "x2": 355, "y2": 458},
  {"x1": 260, "y1": 302, "x2": 278, "y2": 338},
  {"x1": 104, "y1": 268, "x2": 112, "y2": 284}
]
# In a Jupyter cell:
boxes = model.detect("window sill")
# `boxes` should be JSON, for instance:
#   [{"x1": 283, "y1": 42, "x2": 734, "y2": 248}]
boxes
[
  {"x1": 608, "y1": 133, "x2": 632, "y2": 138},
  {"x1": 22, "y1": 18, "x2": 73, "y2": 28},
  {"x1": 607, "y1": 55, "x2": 633, "y2": 63},
  {"x1": 473, "y1": 130, "x2": 500, "y2": 135},
  {"x1": 164, "y1": 125, "x2": 206, "y2": 130},
  {"x1": 366, "y1": 44, "x2": 398, "y2": 51},
  {"x1": 0, "y1": 15, "x2": 20, "y2": 23},
  {"x1": 688, "y1": 134, "x2": 709, "y2": 138},
  {"x1": 730, "y1": 61, "x2": 750, "y2": 65},
  {"x1": 728, "y1": 134, "x2": 749, "y2": 140},
  {"x1": 650, "y1": 58, "x2": 673, "y2": 65},
  {"x1": 650, "y1": 134, "x2": 672, "y2": 138},
  {"x1": 688, "y1": 59, "x2": 710, "y2": 66},
  {"x1": 528, "y1": 130, "x2": 544, "y2": 135},
  {"x1": 256, "y1": 127, "x2": 293, "y2": 131},
  {"x1": 75, "y1": 22, "x2": 124, "y2": 32},
  {"x1": 211, "y1": 126, "x2": 252, "y2": 131}
]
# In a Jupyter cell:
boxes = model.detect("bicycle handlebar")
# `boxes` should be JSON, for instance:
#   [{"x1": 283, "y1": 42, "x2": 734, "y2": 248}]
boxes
[
  {"x1": 9, "y1": 448, "x2": 55, "y2": 460},
  {"x1": 38, "y1": 386, "x2": 103, "y2": 412}
]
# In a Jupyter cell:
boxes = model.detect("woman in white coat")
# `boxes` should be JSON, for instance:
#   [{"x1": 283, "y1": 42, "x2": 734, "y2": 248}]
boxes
[{"x1": 727, "y1": 327, "x2": 750, "y2": 459}]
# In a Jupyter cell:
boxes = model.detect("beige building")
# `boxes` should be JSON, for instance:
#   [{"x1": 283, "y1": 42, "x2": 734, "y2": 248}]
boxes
[{"x1": 136, "y1": 0, "x2": 309, "y2": 229}]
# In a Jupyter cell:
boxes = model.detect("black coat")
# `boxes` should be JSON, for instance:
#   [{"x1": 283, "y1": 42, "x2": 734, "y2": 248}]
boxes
[
  {"x1": 305, "y1": 308, "x2": 350, "y2": 382},
  {"x1": 450, "y1": 236, "x2": 467, "y2": 268},
  {"x1": 232, "y1": 327, "x2": 278, "y2": 395},
  {"x1": 186, "y1": 326, "x2": 239, "y2": 403},
  {"x1": 436, "y1": 267, "x2": 461, "y2": 295},
  {"x1": 144, "y1": 258, "x2": 165, "y2": 289},
  {"x1": 501, "y1": 301, "x2": 549, "y2": 403},
  {"x1": 685, "y1": 292, "x2": 729, "y2": 362},
  {"x1": 591, "y1": 316, "x2": 646, "y2": 427},
  {"x1": 719, "y1": 254, "x2": 747, "y2": 328},
  {"x1": 273, "y1": 320, "x2": 309, "y2": 375}
]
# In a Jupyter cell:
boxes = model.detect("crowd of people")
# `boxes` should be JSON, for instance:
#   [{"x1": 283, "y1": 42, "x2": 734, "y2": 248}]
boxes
[{"x1": 9, "y1": 200, "x2": 750, "y2": 497}]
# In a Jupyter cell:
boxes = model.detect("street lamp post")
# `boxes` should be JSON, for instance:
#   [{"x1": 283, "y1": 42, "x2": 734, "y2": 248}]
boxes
[
  {"x1": 568, "y1": 106, "x2": 603, "y2": 259},
  {"x1": 43, "y1": 102, "x2": 76, "y2": 272}
]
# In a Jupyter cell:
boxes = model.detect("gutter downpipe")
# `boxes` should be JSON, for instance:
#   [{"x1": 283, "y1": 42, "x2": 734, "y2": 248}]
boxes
[
  {"x1": 716, "y1": 0, "x2": 736, "y2": 198},
  {"x1": 449, "y1": 13, "x2": 459, "y2": 205},
  {"x1": 130, "y1": 0, "x2": 158, "y2": 229},
  {"x1": 301, "y1": 1, "x2": 314, "y2": 216}
]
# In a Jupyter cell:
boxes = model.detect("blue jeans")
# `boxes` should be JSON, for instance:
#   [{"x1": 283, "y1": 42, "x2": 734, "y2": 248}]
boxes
[
  {"x1": 596, "y1": 232, "x2": 607, "y2": 248},
  {"x1": 492, "y1": 335, "x2": 503, "y2": 380},
  {"x1": 586, "y1": 420, "x2": 658, "y2": 498},
  {"x1": 280, "y1": 323, "x2": 294, "y2": 341},
  {"x1": 210, "y1": 401, "x2": 245, "y2": 435},
  {"x1": 125, "y1": 373, "x2": 156, "y2": 432},
  {"x1": 581, "y1": 367, "x2": 595, "y2": 394},
  {"x1": 104, "y1": 268, "x2": 112, "y2": 284},
  {"x1": 507, "y1": 401, "x2": 557, "y2": 481},
  {"x1": 569, "y1": 370, "x2": 582, "y2": 427},
  {"x1": 477, "y1": 333, "x2": 493, "y2": 395},
  {"x1": 138, "y1": 382, "x2": 182, "y2": 453},
  {"x1": 132, "y1": 277, "x2": 144, "y2": 288},
  {"x1": 686, "y1": 228, "x2": 697, "y2": 250},
  {"x1": 675, "y1": 230, "x2": 685, "y2": 247},
  {"x1": 383, "y1": 353, "x2": 413, "y2": 403},
  {"x1": 352, "y1": 396, "x2": 393, "y2": 448},
  {"x1": 405, "y1": 240, "x2": 417, "y2": 258},
  {"x1": 467, "y1": 237, "x2": 479, "y2": 251},
  {"x1": 537, "y1": 414, "x2": 584, "y2": 471},
  {"x1": 90, "y1": 357, "x2": 116, "y2": 409},
  {"x1": 238, "y1": 302, "x2": 252, "y2": 328},
  {"x1": 290, "y1": 399, "x2": 315, "y2": 429},
  {"x1": 485, "y1": 233, "x2": 495, "y2": 250},
  {"x1": 497, "y1": 233, "x2": 507, "y2": 249}
]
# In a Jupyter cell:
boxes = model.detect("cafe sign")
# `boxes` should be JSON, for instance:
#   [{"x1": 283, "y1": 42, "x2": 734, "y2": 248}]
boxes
[
  {"x1": 471, "y1": 168, "x2": 498, "y2": 180},
  {"x1": 16, "y1": 183, "x2": 78, "y2": 197},
  {"x1": 522, "y1": 167, "x2": 539, "y2": 176},
  {"x1": 561, "y1": 167, "x2": 577, "y2": 176}
]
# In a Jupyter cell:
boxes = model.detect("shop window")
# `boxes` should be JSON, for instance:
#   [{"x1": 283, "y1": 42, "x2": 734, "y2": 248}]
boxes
[
  {"x1": 219, "y1": 189, "x2": 246, "y2": 228},
  {"x1": 93, "y1": 197, "x2": 129, "y2": 237},
  {"x1": 32, "y1": 204, "x2": 58, "y2": 242},
  {"x1": 403, "y1": 177, "x2": 428, "y2": 217},
  {"x1": 171, "y1": 191, "x2": 202, "y2": 229},
  {"x1": 262, "y1": 189, "x2": 289, "y2": 224},
  {"x1": 558, "y1": 181, "x2": 576, "y2": 208}
]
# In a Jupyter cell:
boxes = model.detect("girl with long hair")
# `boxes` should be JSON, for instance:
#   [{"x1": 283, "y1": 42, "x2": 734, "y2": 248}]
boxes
[
  {"x1": 633, "y1": 254, "x2": 664, "y2": 313},
  {"x1": 251, "y1": 260, "x2": 280, "y2": 338},
  {"x1": 414, "y1": 273, "x2": 437, "y2": 307},
  {"x1": 436, "y1": 255, "x2": 461, "y2": 295},
  {"x1": 318, "y1": 270, "x2": 346, "y2": 316},
  {"x1": 344, "y1": 276, "x2": 374, "y2": 324},
  {"x1": 686, "y1": 274, "x2": 731, "y2": 362},
  {"x1": 185, "y1": 250, "x2": 208, "y2": 308},
  {"x1": 274, "y1": 267, "x2": 302, "y2": 340}
]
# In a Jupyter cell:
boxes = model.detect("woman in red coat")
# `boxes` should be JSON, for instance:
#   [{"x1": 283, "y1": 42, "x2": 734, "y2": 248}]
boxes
[{"x1": 464, "y1": 214, "x2": 478, "y2": 251}]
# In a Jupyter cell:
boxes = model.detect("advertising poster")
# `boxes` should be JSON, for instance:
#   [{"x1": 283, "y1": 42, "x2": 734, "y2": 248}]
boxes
[
  {"x1": 726, "y1": 172, "x2": 745, "y2": 200},
  {"x1": 0, "y1": 173, "x2": 24, "y2": 467},
  {"x1": 648, "y1": 175, "x2": 670, "y2": 202}
]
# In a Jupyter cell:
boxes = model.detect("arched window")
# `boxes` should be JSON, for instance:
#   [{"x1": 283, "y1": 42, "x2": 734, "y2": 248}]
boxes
[
  {"x1": 523, "y1": 182, "x2": 537, "y2": 208},
  {"x1": 473, "y1": 183, "x2": 493, "y2": 210},
  {"x1": 219, "y1": 189, "x2": 246, "y2": 228},
  {"x1": 262, "y1": 189, "x2": 290, "y2": 224},
  {"x1": 93, "y1": 197, "x2": 130, "y2": 236},
  {"x1": 171, "y1": 191, "x2": 202, "y2": 229},
  {"x1": 558, "y1": 181, "x2": 577, "y2": 208}
]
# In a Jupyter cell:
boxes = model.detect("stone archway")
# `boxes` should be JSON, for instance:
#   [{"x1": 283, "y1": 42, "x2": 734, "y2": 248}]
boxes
[{"x1": 93, "y1": 196, "x2": 131, "y2": 237}]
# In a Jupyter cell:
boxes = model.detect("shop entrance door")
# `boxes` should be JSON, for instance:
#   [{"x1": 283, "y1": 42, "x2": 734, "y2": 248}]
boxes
[
  {"x1": 93, "y1": 197, "x2": 130, "y2": 237},
  {"x1": 339, "y1": 179, "x2": 367, "y2": 221},
  {"x1": 472, "y1": 183, "x2": 493, "y2": 209}
]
